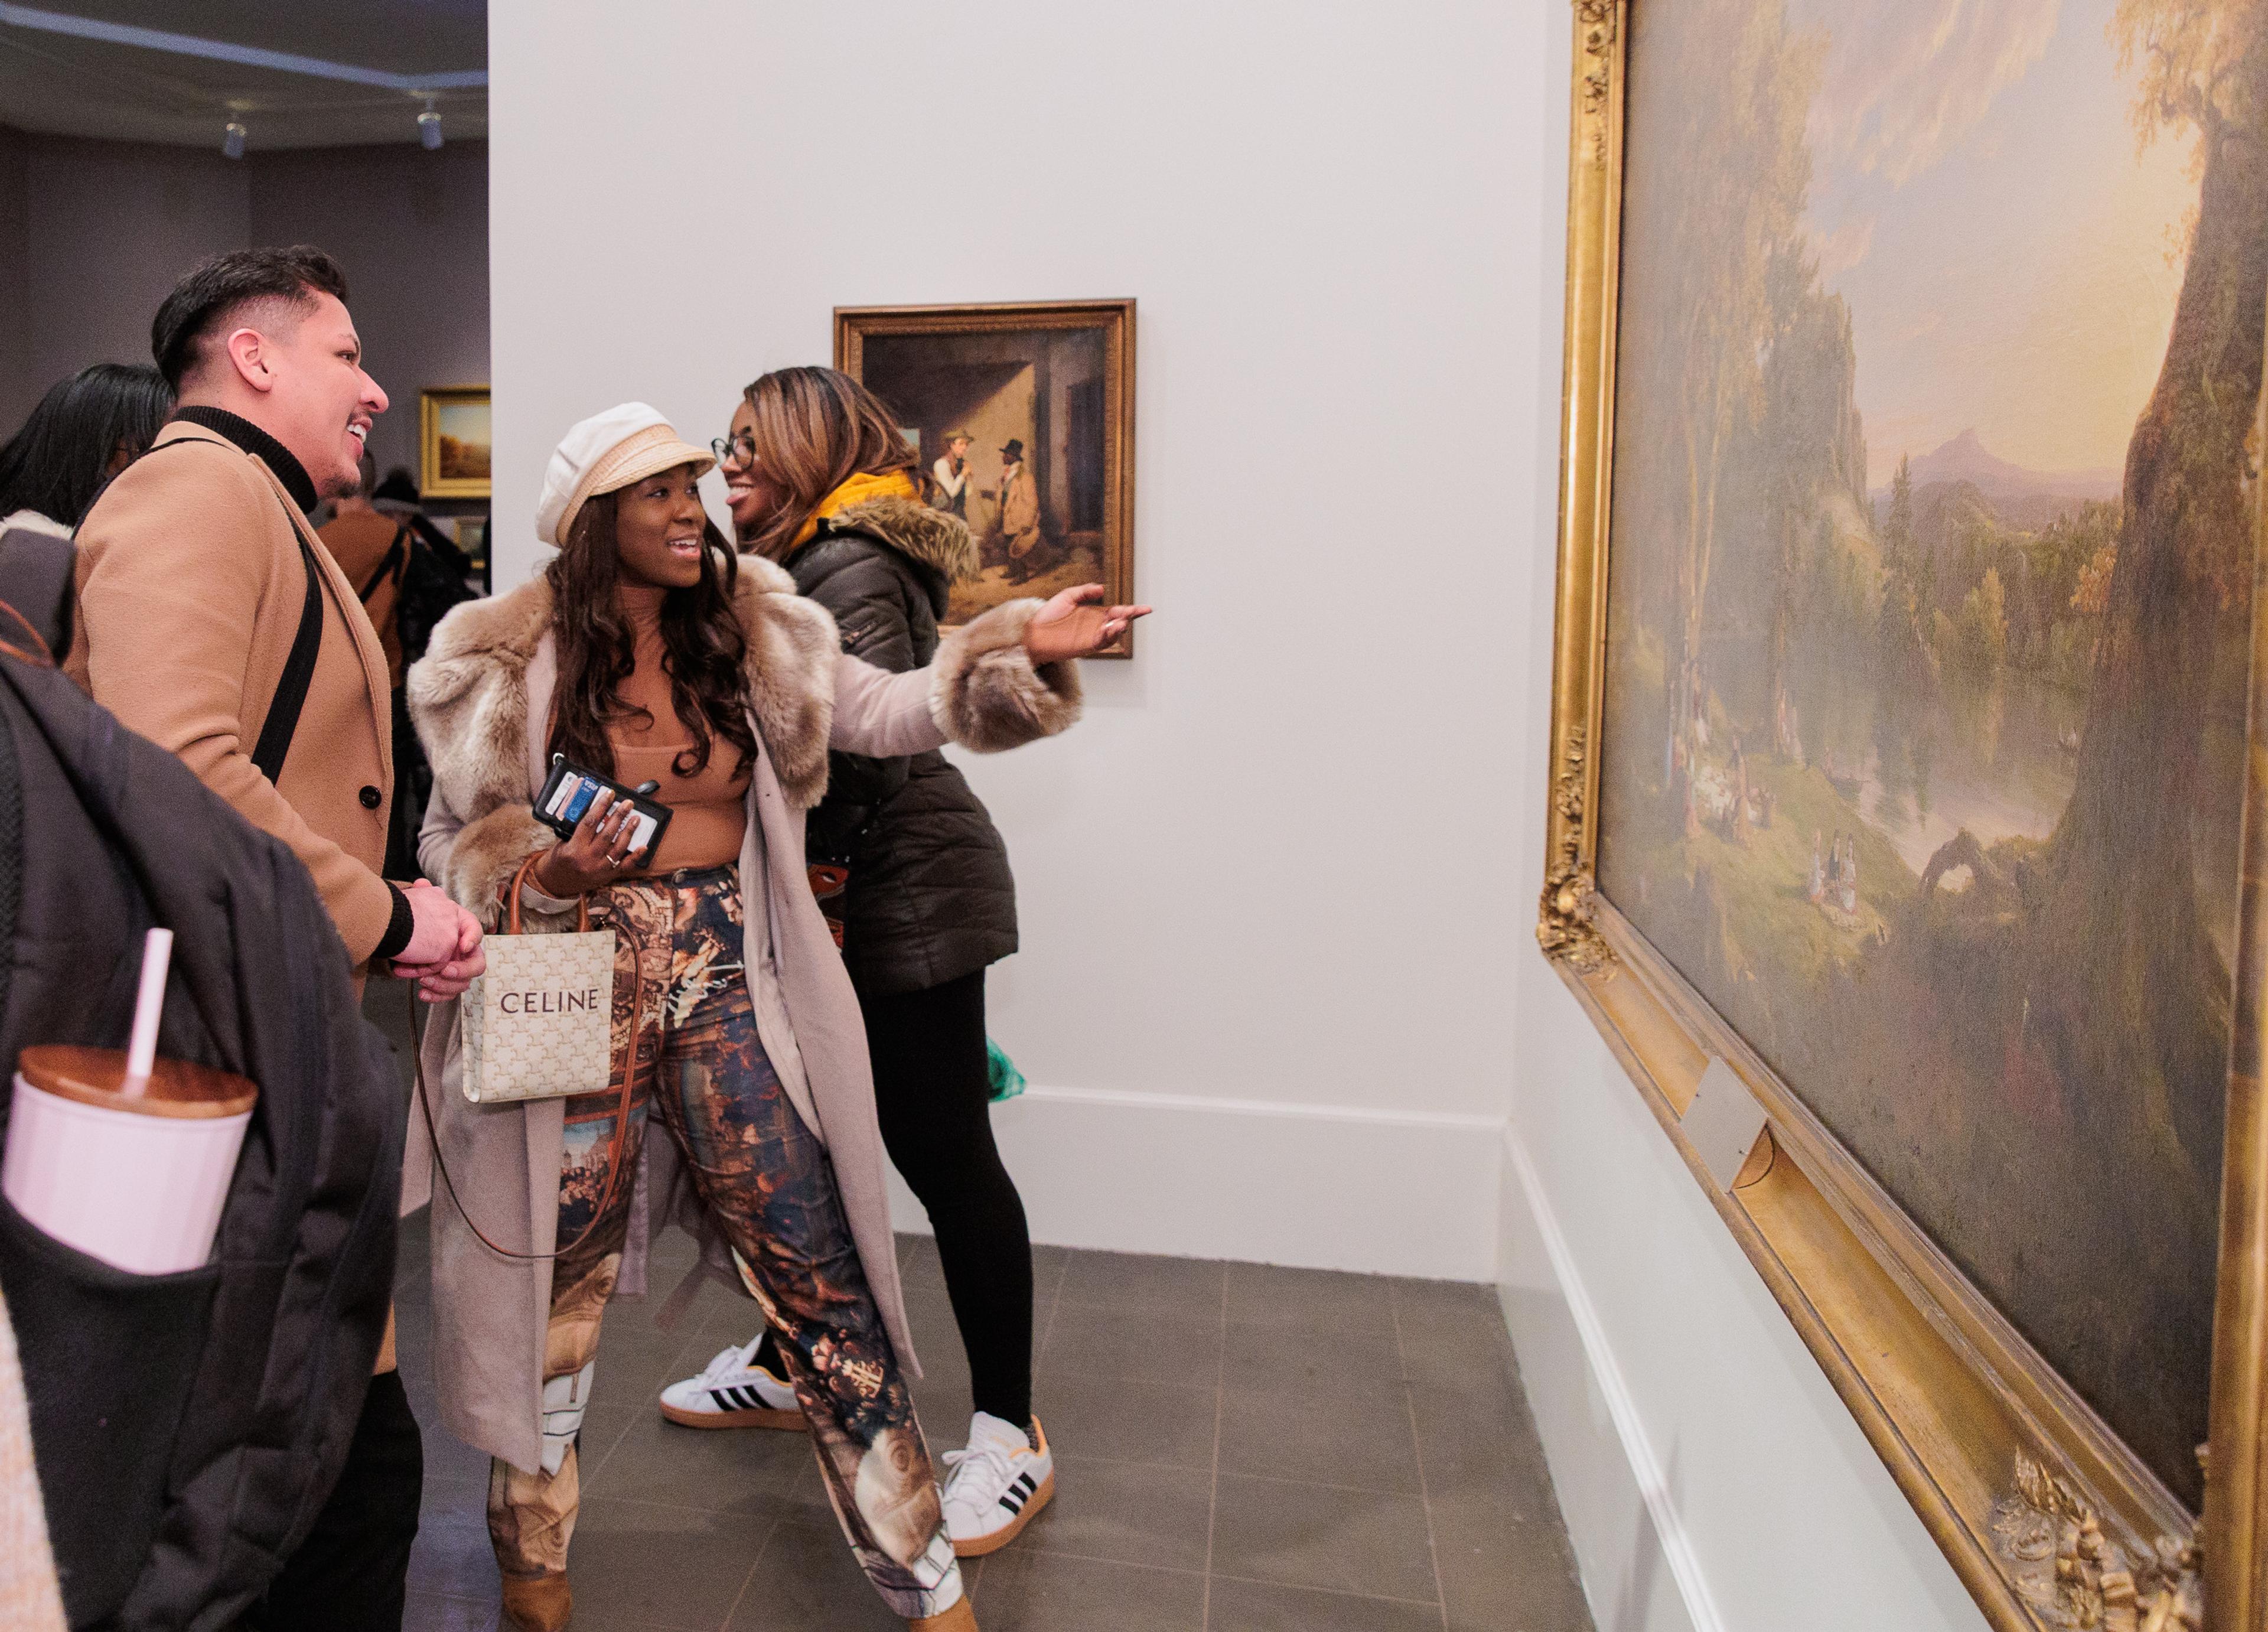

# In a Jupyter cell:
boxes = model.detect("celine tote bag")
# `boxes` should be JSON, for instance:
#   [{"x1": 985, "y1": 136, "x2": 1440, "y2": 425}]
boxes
[{"x1": 458, "y1": 854, "x2": 616, "y2": 1105}]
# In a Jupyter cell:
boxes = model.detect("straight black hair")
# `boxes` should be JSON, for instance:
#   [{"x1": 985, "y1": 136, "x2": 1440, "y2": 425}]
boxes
[{"x1": 0, "y1": 363, "x2": 175, "y2": 529}]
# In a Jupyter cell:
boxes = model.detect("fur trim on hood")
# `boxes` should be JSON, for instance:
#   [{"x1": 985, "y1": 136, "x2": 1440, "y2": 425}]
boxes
[
  {"x1": 409, "y1": 553, "x2": 839, "y2": 829},
  {"x1": 408, "y1": 553, "x2": 1082, "y2": 911},
  {"x1": 821, "y1": 494, "x2": 979, "y2": 585}
]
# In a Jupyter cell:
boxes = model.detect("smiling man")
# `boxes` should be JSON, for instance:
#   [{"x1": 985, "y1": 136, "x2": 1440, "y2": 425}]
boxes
[{"x1": 66, "y1": 245, "x2": 481, "y2": 1632}]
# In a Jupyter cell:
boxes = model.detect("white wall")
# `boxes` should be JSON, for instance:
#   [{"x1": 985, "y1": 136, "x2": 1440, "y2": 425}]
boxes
[
  {"x1": 489, "y1": 0, "x2": 1530, "y2": 1280},
  {"x1": 1495, "y1": 6, "x2": 1992, "y2": 1629}
]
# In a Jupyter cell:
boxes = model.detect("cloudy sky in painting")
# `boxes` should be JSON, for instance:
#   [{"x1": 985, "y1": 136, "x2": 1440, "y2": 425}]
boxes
[{"x1": 1787, "y1": 0, "x2": 2197, "y2": 487}]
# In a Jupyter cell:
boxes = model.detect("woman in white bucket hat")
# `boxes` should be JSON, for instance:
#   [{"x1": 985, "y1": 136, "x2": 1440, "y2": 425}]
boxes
[{"x1": 405, "y1": 402, "x2": 1146, "y2": 1631}]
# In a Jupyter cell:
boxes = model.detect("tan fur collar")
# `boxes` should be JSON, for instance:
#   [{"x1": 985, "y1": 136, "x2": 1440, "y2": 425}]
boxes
[{"x1": 407, "y1": 555, "x2": 840, "y2": 835}]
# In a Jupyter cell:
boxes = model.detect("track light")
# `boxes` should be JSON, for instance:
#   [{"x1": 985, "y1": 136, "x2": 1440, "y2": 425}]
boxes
[
  {"x1": 418, "y1": 100, "x2": 442, "y2": 150},
  {"x1": 222, "y1": 120, "x2": 246, "y2": 159}
]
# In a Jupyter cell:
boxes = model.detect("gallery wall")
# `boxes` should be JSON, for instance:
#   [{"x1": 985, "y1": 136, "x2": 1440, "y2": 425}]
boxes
[
  {"x1": 490, "y1": 0, "x2": 1527, "y2": 1279},
  {"x1": 0, "y1": 129, "x2": 488, "y2": 485}
]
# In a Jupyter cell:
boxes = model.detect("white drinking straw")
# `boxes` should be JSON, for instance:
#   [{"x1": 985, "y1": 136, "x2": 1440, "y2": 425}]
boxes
[{"x1": 122, "y1": 927, "x2": 173, "y2": 1096}]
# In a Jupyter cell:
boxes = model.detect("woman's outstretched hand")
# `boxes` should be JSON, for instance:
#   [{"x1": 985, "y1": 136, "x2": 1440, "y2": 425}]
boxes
[{"x1": 1024, "y1": 584, "x2": 1152, "y2": 663}]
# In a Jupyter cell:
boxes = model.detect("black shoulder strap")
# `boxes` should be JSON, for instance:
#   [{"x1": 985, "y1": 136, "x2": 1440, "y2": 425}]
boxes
[
  {"x1": 251, "y1": 521, "x2": 324, "y2": 786},
  {"x1": 115, "y1": 435, "x2": 327, "y2": 784}
]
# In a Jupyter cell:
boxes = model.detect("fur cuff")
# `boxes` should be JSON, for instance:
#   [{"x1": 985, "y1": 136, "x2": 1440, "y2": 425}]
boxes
[
  {"x1": 443, "y1": 806, "x2": 555, "y2": 926},
  {"x1": 928, "y1": 598, "x2": 1083, "y2": 753}
]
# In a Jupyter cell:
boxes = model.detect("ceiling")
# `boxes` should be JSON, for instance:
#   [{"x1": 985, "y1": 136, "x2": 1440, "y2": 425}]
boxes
[{"x1": 0, "y1": 1, "x2": 487, "y2": 152}]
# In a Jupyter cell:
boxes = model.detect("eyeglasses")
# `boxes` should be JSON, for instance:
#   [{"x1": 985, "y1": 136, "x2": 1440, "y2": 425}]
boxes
[{"x1": 711, "y1": 433, "x2": 755, "y2": 468}]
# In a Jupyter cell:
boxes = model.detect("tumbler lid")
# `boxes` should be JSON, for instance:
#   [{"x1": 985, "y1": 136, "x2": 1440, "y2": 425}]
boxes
[{"x1": 17, "y1": 1045, "x2": 257, "y2": 1120}]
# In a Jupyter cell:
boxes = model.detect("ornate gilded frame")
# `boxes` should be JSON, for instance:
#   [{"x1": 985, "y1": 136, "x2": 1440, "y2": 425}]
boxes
[
  {"x1": 834, "y1": 299, "x2": 1137, "y2": 657},
  {"x1": 1537, "y1": 4, "x2": 2268, "y2": 1627}
]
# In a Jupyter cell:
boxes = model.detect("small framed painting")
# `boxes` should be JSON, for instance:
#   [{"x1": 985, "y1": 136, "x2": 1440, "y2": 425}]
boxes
[
  {"x1": 835, "y1": 299, "x2": 1136, "y2": 656},
  {"x1": 419, "y1": 386, "x2": 491, "y2": 500}
]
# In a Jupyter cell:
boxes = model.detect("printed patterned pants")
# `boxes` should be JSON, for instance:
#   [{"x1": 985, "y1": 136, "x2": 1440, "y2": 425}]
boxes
[{"x1": 485, "y1": 864, "x2": 961, "y2": 1620}]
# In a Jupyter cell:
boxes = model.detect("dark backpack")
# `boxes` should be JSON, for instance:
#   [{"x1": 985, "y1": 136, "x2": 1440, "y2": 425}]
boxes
[{"x1": 0, "y1": 529, "x2": 403, "y2": 1631}]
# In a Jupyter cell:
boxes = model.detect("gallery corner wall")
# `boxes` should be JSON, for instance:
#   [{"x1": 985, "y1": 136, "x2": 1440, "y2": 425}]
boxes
[
  {"x1": 488, "y1": 0, "x2": 1535, "y2": 1282},
  {"x1": 0, "y1": 129, "x2": 487, "y2": 486}
]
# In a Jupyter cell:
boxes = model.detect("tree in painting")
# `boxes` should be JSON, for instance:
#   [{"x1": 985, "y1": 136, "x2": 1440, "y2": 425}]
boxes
[{"x1": 1596, "y1": 0, "x2": 2268, "y2": 1507}]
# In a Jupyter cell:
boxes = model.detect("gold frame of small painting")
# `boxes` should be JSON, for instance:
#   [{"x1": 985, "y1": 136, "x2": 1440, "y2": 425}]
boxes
[
  {"x1": 1540, "y1": 3, "x2": 2268, "y2": 1628},
  {"x1": 835, "y1": 299, "x2": 1136, "y2": 656},
  {"x1": 418, "y1": 385, "x2": 492, "y2": 501}
]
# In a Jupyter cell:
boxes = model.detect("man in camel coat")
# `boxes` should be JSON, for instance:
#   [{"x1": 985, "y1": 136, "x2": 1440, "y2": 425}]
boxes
[{"x1": 66, "y1": 245, "x2": 485, "y2": 1632}]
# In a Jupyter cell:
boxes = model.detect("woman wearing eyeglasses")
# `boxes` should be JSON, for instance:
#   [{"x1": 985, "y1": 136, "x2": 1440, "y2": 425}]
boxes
[
  {"x1": 407, "y1": 402, "x2": 1146, "y2": 1632},
  {"x1": 654, "y1": 369, "x2": 1079, "y2": 1561}
]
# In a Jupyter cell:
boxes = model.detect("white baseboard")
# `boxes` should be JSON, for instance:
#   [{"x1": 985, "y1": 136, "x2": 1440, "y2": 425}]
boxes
[
  {"x1": 884, "y1": 1083, "x2": 1506, "y2": 1281},
  {"x1": 1500, "y1": 1125, "x2": 1723, "y2": 1632}
]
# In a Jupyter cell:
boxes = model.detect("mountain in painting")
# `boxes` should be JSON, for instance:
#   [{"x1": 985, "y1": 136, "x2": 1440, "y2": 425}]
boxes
[{"x1": 1879, "y1": 428, "x2": 2120, "y2": 504}]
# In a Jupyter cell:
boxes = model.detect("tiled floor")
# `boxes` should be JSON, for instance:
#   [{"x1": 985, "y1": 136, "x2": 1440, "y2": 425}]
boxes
[{"x1": 391, "y1": 1217, "x2": 1594, "y2": 1632}]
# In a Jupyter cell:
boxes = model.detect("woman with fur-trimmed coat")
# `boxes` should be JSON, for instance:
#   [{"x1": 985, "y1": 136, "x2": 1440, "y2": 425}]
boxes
[{"x1": 403, "y1": 403, "x2": 1145, "y2": 1632}]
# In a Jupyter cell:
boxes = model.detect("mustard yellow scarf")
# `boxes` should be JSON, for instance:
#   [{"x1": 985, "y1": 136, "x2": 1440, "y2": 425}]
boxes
[{"x1": 791, "y1": 470, "x2": 920, "y2": 552}]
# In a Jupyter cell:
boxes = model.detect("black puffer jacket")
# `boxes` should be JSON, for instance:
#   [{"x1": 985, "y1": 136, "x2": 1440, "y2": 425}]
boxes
[{"x1": 788, "y1": 494, "x2": 1018, "y2": 995}]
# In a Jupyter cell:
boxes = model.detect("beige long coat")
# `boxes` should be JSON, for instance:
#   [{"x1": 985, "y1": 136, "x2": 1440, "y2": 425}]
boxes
[
  {"x1": 402, "y1": 556, "x2": 1078, "y2": 1475},
  {"x1": 67, "y1": 421, "x2": 399, "y2": 964}
]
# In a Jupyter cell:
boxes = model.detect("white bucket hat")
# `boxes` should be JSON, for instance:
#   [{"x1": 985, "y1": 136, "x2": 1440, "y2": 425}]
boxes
[{"x1": 535, "y1": 402, "x2": 715, "y2": 549}]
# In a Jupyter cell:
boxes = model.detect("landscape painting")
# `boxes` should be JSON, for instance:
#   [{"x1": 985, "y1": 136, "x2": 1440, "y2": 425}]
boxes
[
  {"x1": 420, "y1": 386, "x2": 491, "y2": 500},
  {"x1": 1594, "y1": 0, "x2": 2266, "y2": 1510}
]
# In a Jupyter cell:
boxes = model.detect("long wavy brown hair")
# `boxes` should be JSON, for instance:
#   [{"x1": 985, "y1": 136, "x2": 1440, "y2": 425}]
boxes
[
  {"x1": 737, "y1": 365, "x2": 934, "y2": 562},
  {"x1": 544, "y1": 488, "x2": 758, "y2": 780}
]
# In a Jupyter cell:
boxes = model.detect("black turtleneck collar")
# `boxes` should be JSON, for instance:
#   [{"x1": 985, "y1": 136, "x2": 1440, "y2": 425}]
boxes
[{"x1": 174, "y1": 406, "x2": 320, "y2": 515}]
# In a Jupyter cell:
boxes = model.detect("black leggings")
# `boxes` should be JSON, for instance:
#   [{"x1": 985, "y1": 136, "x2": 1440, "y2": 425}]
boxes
[{"x1": 757, "y1": 968, "x2": 1034, "y2": 1426}]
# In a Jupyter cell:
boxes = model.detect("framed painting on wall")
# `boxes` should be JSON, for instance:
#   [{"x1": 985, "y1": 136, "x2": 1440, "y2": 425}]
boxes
[
  {"x1": 1540, "y1": 2, "x2": 2268, "y2": 1628},
  {"x1": 419, "y1": 386, "x2": 491, "y2": 500},
  {"x1": 835, "y1": 299, "x2": 1136, "y2": 656}
]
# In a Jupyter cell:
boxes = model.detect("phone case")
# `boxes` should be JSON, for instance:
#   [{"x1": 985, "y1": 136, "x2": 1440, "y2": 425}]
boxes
[{"x1": 533, "y1": 754, "x2": 676, "y2": 862}]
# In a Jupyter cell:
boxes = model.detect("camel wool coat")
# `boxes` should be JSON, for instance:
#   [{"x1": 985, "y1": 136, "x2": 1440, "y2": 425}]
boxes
[
  {"x1": 67, "y1": 419, "x2": 399, "y2": 964},
  {"x1": 402, "y1": 555, "x2": 1079, "y2": 1475}
]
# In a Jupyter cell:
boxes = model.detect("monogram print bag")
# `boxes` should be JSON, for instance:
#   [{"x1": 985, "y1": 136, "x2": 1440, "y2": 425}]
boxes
[{"x1": 458, "y1": 853, "x2": 617, "y2": 1105}]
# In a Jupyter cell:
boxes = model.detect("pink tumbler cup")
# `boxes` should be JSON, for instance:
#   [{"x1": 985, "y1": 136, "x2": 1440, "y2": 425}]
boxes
[{"x1": 2, "y1": 1044, "x2": 257, "y2": 1274}]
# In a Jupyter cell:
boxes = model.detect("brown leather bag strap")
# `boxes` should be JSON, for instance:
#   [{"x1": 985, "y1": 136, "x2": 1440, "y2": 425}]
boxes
[{"x1": 502, "y1": 851, "x2": 589, "y2": 936}]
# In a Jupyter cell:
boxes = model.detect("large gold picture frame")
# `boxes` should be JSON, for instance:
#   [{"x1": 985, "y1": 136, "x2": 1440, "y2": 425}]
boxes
[{"x1": 1538, "y1": 3, "x2": 2268, "y2": 1627}]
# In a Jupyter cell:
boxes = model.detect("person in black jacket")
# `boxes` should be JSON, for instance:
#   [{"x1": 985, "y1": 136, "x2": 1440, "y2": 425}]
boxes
[{"x1": 657, "y1": 366, "x2": 1090, "y2": 1560}]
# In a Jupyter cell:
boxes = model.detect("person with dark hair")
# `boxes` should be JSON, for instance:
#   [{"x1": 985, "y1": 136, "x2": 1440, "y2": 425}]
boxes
[
  {"x1": 64, "y1": 245, "x2": 487, "y2": 1632},
  {"x1": 408, "y1": 402, "x2": 1143, "y2": 1632},
  {"x1": 0, "y1": 363, "x2": 173, "y2": 535},
  {"x1": 680, "y1": 367, "x2": 1060, "y2": 1558}
]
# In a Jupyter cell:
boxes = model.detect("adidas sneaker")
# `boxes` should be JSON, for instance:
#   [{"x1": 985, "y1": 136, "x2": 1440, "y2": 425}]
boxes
[
  {"x1": 657, "y1": 1334, "x2": 807, "y2": 1431},
  {"x1": 940, "y1": 1412, "x2": 1055, "y2": 1557}
]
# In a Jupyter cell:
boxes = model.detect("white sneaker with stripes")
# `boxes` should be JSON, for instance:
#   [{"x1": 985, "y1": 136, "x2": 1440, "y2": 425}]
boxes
[
  {"x1": 940, "y1": 1411, "x2": 1055, "y2": 1557},
  {"x1": 657, "y1": 1335, "x2": 806, "y2": 1431}
]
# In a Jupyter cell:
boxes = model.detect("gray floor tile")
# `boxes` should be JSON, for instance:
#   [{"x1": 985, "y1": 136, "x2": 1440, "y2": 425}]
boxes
[
  {"x1": 1392, "y1": 1278, "x2": 1520, "y2": 1390},
  {"x1": 1033, "y1": 1372, "x2": 1218, "y2": 1468},
  {"x1": 1224, "y1": 1263, "x2": 1390, "y2": 1333},
  {"x1": 1209, "y1": 1473, "x2": 1439, "y2": 1603},
  {"x1": 1406, "y1": 1379, "x2": 1551, "y2": 1506},
  {"x1": 974, "y1": 1550, "x2": 1207, "y2": 1632},
  {"x1": 1432, "y1": 1488, "x2": 1593, "y2": 1632},
  {"x1": 1020, "y1": 1455, "x2": 1212, "y2": 1572},
  {"x1": 586, "y1": 1403, "x2": 814, "y2": 1512},
  {"x1": 401, "y1": 1590, "x2": 500, "y2": 1632},
  {"x1": 1206, "y1": 1576, "x2": 1445, "y2": 1632},
  {"x1": 724, "y1": 1515, "x2": 907, "y2": 1630},
  {"x1": 1220, "y1": 1320, "x2": 1401, "y2": 1392},
  {"x1": 1058, "y1": 1249, "x2": 1227, "y2": 1313},
  {"x1": 419, "y1": 1415, "x2": 499, "y2": 1486},
  {"x1": 405, "y1": 1488, "x2": 500, "y2": 1602},
  {"x1": 1218, "y1": 1379, "x2": 1421, "y2": 1493},
  {"x1": 565, "y1": 1495, "x2": 777, "y2": 1630},
  {"x1": 1042, "y1": 1301, "x2": 1225, "y2": 1385}
]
